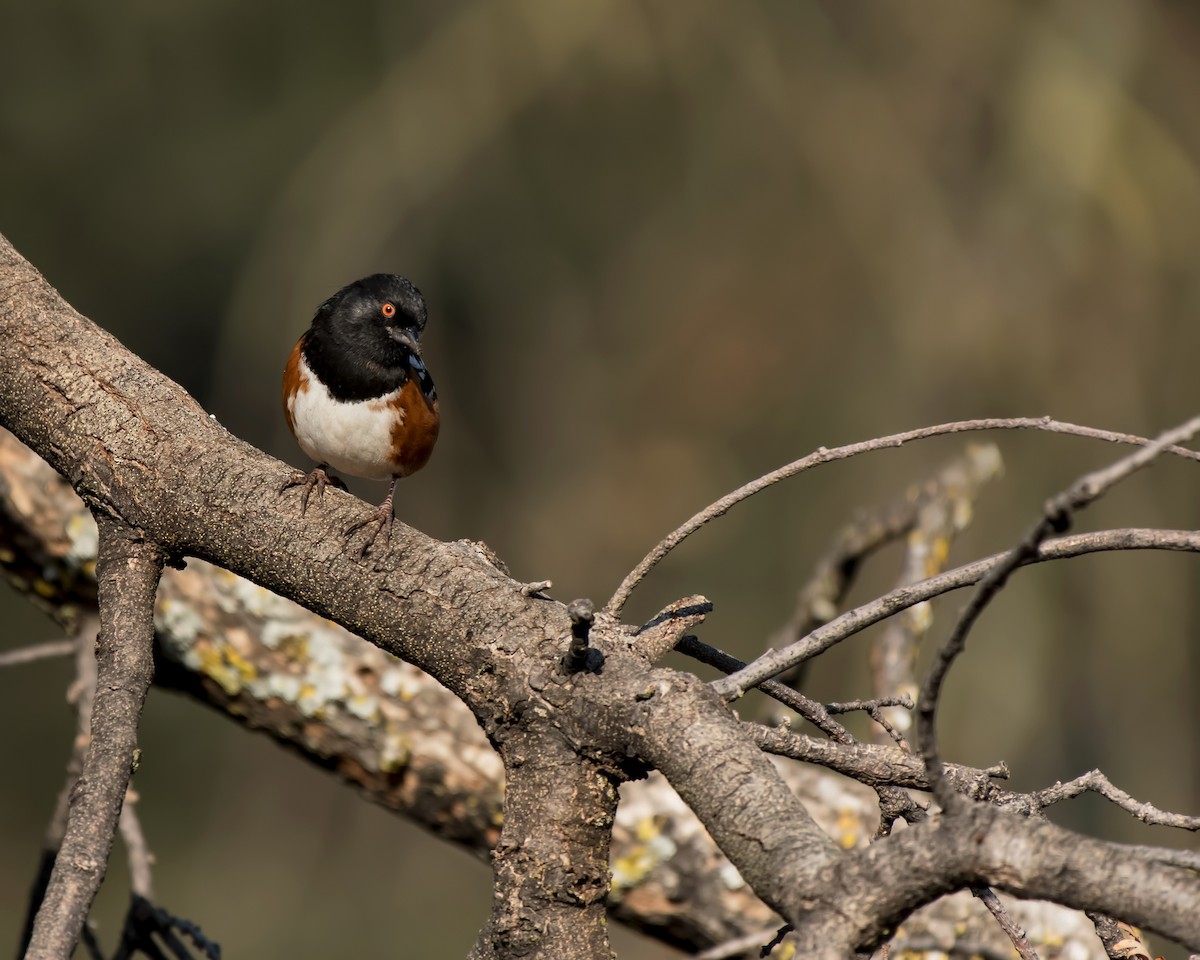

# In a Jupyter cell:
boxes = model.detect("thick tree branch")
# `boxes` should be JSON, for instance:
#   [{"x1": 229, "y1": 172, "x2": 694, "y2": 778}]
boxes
[
  {"x1": 6, "y1": 232, "x2": 1196, "y2": 958},
  {"x1": 568, "y1": 641, "x2": 842, "y2": 919},
  {"x1": 469, "y1": 729, "x2": 615, "y2": 960},
  {"x1": 26, "y1": 518, "x2": 163, "y2": 960},
  {"x1": 812, "y1": 801, "x2": 1200, "y2": 957}
]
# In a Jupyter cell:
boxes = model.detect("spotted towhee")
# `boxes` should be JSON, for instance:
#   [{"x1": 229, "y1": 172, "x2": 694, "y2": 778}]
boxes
[{"x1": 282, "y1": 274, "x2": 440, "y2": 553}]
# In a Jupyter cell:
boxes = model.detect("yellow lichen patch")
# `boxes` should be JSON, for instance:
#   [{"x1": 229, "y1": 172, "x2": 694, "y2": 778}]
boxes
[
  {"x1": 195, "y1": 641, "x2": 257, "y2": 696},
  {"x1": 611, "y1": 818, "x2": 677, "y2": 893},
  {"x1": 609, "y1": 847, "x2": 655, "y2": 892},
  {"x1": 835, "y1": 808, "x2": 862, "y2": 848},
  {"x1": 222, "y1": 646, "x2": 257, "y2": 683},
  {"x1": 925, "y1": 534, "x2": 951, "y2": 573},
  {"x1": 197, "y1": 645, "x2": 243, "y2": 696}
]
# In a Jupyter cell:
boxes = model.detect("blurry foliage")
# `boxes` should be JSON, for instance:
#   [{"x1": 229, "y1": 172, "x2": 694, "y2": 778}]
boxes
[{"x1": 2, "y1": 2, "x2": 1200, "y2": 957}]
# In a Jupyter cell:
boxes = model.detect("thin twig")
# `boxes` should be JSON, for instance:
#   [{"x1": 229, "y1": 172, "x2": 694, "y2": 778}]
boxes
[
  {"x1": 710, "y1": 527, "x2": 1200, "y2": 700},
  {"x1": 677, "y1": 635, "x2": 851, "y2": 740},
  {"x1": 26, "y1": 518, "x2": 164, "y2": 960},
  {"x1": 748, "y1": 723, "x2": 1006, "y2": 790},
  {"x1": 633, "y1": 595, "x2": 711, "y2": 663},
  {"x1": 972, "y1": 886, "x2": 1040, "y2": 960},
  {"x1": 916, "y1": 414, "x2": 1200, "y2": 807},
  {"x1": 0, "y1": 638, "x2": 77, "y2": 668},
  {"x1": 603, "y1": 417, "x2": 1200, "y2": 618},
  {"x1": 864, "y1": 707, "x2": 909, "y2": 747},
  {"x1": 1086, "y1": 912, "x2": 1155, "y2": 960},
  {"x1": 693, "y1": 926, "x2": 790, "y2": 960},
  {"x1": 1029, "y1": 769, "x2": 1200, "y2": 831},
  {"x1": 824, "y1": 695, "x2": 914, "y2": 714},
  {"x1": 19, "y1": 621, "x2": 99, "y2": 956},
  {"x1": 760, "y1": 444, "x2": 1000, "y2": 693},
  {"x1": 118, "y1": 788, "x2": 155, "y2": 899},
  {"x1": 824, "y1": 697, "x2": 914, "y2": 747}
]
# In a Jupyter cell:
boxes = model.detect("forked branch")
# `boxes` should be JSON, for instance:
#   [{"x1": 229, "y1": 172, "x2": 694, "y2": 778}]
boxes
[{"x1": 25, "y1": 518, "x2": 164, "y2": 960}]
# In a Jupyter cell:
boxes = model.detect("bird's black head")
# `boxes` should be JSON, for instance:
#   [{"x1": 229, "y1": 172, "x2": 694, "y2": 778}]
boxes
[{"x1": 303, "y1": 274, "x2": 431, "y2": 401}]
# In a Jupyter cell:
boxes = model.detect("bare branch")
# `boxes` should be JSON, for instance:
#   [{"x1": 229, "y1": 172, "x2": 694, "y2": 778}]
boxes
[
  {"x1": 468, "y1": 728, "x2": 615, "y2": 960},
  {"x1": 693, "y1": 926, "x2": 785, "y2": 960},
  {"x1": 19, "y1": 621, "x2": 99, "y2": 956},
  {"x1": 823, "y1": 695, "x2": 914, "y2": 715},
  {"x1": 604, "y1": 419, "x2": 1200, "y2": 619},
  {"x1": 634, "y1": 595, "x2": 711, "y2": 663},
  {"x1": 677, "y1": 635, "x2": 852, "y2": 739},
  {"x1": 1028, "y1": 769, "x2": 1200, "y2": 831},
  {"x1": 26, "y1": 518, "x2": 164, "y2": 960},
  {"x1": 869, "y1": 448, "x2": 999, "y2": 744},
  {"x1": 761, "y1": 445, "x2": 1001, "y2": 695},
  {"x1": 0, "y1": 638, "x2": 76, "y2": 667},
  {"x1": 916, "y1": 414, "x2": 1200, "y2": 806},
  {"x1": 1086, "y1": 913, "x2": 1155, "y2": 960},
  {"x1": 819, "y1": 801, "x2": 1200, "y2": 955},
  {"x1": 118, "y1": 789, "x2": 154, "y2": 900},
  {"x1": 748, "y1": 722, "x2": 1006, "y2": 790},
  {"x1": 972, "y1": 887, "x2": 1040, "y2": 960},
  {"x1": 711, "y1": 527, "x2": 1200, "y2": 700}
]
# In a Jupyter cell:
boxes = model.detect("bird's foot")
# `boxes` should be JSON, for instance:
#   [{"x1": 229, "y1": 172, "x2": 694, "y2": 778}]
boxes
[
  {"x1": 281, "y1": 465, "x2": 347, "y2": 515},
  {"x1": 345, "y1": 477, "x2": 400, "y2": 557},
  {"x1": 345, "y1": 502, "x2": 394, "y2": 556}
]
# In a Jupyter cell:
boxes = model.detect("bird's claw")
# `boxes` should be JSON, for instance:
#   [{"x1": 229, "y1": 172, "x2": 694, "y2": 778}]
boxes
[
  {"x1": 345, "y1": 503, "x2": 395, "y2": 556},
  {"x1": 281, "y1": 465, "x2": 346, "y2": 515}
]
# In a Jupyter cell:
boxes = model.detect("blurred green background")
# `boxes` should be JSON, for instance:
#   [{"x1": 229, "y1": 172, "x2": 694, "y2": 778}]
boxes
[{"x1": 3, "y1": 1, "x2": 1199, "y2": 957}]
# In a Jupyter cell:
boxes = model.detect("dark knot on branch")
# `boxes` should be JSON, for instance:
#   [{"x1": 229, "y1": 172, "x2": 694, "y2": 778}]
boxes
[{"x1": 563, "y1": 598, "x2": 601, "y2": 674}]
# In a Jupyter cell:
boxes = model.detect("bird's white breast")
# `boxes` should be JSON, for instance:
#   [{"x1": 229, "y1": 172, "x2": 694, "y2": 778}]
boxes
[{"x1": 287, "y1": 356, "x2": 402, "y2": 480}]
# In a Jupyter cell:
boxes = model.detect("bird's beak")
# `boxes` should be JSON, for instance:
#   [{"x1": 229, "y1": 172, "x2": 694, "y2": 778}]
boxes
[{"x1": 388, "y1": 327, "x2": 421, "y2": 356}]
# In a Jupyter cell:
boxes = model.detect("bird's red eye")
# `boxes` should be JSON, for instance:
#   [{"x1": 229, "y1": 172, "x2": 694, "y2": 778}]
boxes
[{"x1": 381, "y1": 302, "x2": 396, "y2": 319}]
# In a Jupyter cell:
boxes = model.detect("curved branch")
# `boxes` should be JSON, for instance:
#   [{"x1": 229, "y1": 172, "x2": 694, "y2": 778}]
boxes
[
  {"x1": 604, "y1": 419, "x2": 1200, "y2": 619},
  {"x1": 711, "y1": 527, "x2": 1200, "y2": 699},
  {"x1": 26, "y1": 517, "x2": 163, "y2": 960},
  {"x1": 814, "y1": 801, "x2": 1200, "y2": 957},
  {"x1": 916, "y1": 414, "x2": 1200, "y2": 806}
]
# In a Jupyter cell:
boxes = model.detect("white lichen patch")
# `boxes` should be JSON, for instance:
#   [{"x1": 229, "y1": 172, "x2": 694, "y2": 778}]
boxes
[
  {"x1": 346, "y1": 692, "x2": 381, "y2": 722},
  {"x1": 718, "y1": 861, "x2": 744, "y2": 890},
  {"x1": 380, "y1": 729, "x2": 412, "y2": 772},
  {"x1": 617, "y1": 774, "x2": 698, "y2": 840},
  {"x1": 210, "y1": 569, "x2": 294, "y2": 620},
  {"x1": 379, "y1": 665, "x2": 422, "y2": 700},
  {"x1": 261, "y1": 620, "x2": 306, "y2": 651},
  {"x1": 155, "y1": 599, "x2": 206, "y2": 667},
  {"x1": 246, "y1": 671, "x2": 304, "y2": 704},
  {"x1": 65, "y1": 511, "x2": 99, "y2": 565}
]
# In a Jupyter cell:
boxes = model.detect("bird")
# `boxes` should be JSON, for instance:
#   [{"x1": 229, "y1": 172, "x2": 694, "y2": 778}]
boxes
[{"x1": 281, "y1": 273, "x2": 440, "y2": 554}]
